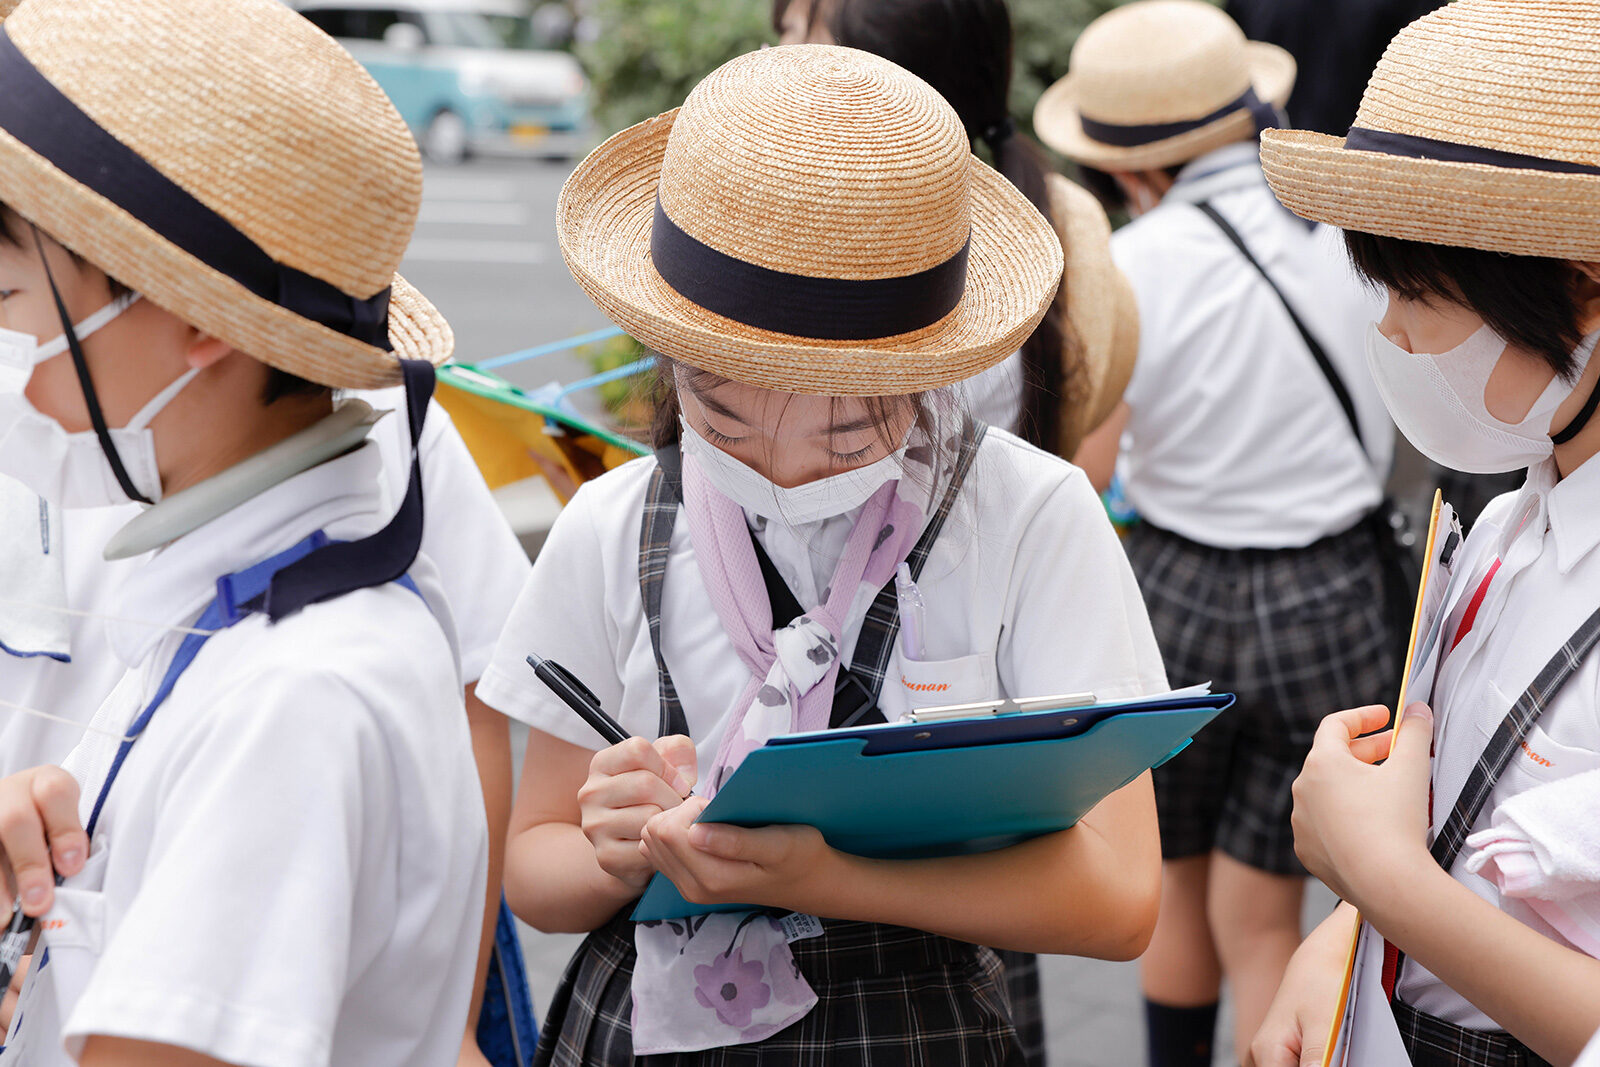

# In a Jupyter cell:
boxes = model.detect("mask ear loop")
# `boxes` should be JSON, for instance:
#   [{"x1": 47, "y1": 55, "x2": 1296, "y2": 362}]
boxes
[
  {"x1": 1551, "y1": 375, "x2": 1600, "y2": 446},
  {"x1": 31, "y1": 227, "x2": 154, "y2": 506}
]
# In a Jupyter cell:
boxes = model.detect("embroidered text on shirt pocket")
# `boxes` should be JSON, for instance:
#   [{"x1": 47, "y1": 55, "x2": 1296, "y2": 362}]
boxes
[
  {"x1": 897, "y1": 652, "x2": 995, "y2": 711},
  {"x1": 1485, "y1": 683, "x2": 1600, "y2": 789}
]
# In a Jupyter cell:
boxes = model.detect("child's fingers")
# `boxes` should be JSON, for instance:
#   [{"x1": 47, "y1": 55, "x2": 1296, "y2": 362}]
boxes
[
  {"x1": 31, "y1": 768, "x2": 86, "y2": 878},
  {"x1": 590, "y1": 737, "x2": 672, "y2": 781},
  {"x1": 579, "y1": 768, "x2": 684, "y2": 815},
  {"x1": 0, "y1": 775, "x2": 63, "y2": 916},
  {"x1": 1313, "y1": 705, "x2": 1391, "y2": 752},
  {"x1": 1347, "y1": 730, "x2": 1395, "y2": 765},
  {"x1": 653, "y1": 735, "x2": 698, "y2": 796}
]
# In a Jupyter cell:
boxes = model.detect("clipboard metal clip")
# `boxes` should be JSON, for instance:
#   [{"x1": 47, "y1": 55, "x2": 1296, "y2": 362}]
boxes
[{"x1": 904, "y1": 691, "x2": 1097, "y2": 724}]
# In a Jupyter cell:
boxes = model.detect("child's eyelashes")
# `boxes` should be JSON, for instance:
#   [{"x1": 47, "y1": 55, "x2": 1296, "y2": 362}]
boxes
[
  {"x1": 828, "y1": 443, "x2": 879, "y2": 464},
  {"x1": 701, "y1": 423, "x2": 746, "y2": 448}
]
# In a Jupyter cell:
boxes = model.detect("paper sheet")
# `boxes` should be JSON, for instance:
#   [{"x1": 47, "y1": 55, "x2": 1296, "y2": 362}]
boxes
[{"x1": 1322, "y1": 493, "x2": 1462, "y2": 1067}]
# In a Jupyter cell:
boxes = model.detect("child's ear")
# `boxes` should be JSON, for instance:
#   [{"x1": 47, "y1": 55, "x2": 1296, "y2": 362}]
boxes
[
  {"x1": 1574, "y1": 262, "x2": 1600, "y2": 335},
  {"x1": 184, "y1": 332, "x2": 234, "y2": 371}
]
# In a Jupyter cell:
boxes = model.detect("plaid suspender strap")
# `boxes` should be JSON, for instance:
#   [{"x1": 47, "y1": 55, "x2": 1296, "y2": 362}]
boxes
[
  {"x1": 1384, "y1": 602, "x2": 1600, "y2": 1012},
  {"x1": 641, "y1": 460, "x2": 691, "y2": 739},
  {"x1": 1429, "y1": 603, "x2": 1600, "y2": 870},
  {"x1": 637, "y1": 420, "x2": 988, "y2": 738}
]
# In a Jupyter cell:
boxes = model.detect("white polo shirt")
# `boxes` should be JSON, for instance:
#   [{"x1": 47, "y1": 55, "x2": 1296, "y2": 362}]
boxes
[
  {"x1": 0, "y1": 443, "x2": 488, "y2": 1067},
  {"x1": 477, "y1": 427, "x2": 1169, "y2": 770},
  {"x1": 1112, "y1": 142, "x2": 1393, "y2": 549},
  {"x1": 1397, "y1": 456, "x2": 1600, "y2": 1028},
  {"x1": 0, "y1": 390, "x2": 530, "y2": 776}
]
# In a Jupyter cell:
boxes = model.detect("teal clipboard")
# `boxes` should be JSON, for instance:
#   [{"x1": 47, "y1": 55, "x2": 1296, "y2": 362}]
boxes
[{"x1": 632, "y1": 693, "x2": 1232, "y2": 920}]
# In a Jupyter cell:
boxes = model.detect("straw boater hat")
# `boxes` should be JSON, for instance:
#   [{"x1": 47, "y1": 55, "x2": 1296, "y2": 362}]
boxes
[
  {"x1": 1262, "y1": 0, "x2": 1600, "y2": 261},
  {"x1": 557, "y1": 45, "x2": 1063, "y2": 397},
  {"x1": 1034, "y1": 0, "x2": 1295, "y2": 173},
  {"x1": 0, "y1": 0, "x2": 451, "y2": 389},
  {"x1": 1048, "y1": 175, "x2": 1139, "y2": 456}
]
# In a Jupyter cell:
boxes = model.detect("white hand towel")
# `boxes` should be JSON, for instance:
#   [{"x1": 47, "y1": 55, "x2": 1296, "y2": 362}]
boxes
[
  {"x1": 0, "y1": 474, "x2": 71, "y2": 661},
  {"x1": 1467, "y1": 768, "x2": 1600, "y2": 956}
]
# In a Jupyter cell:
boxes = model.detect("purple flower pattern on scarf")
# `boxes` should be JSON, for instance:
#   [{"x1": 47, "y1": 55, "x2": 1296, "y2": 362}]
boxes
[{"x1": 693, "y1": 949, "x2": 773, "y2": 1029}]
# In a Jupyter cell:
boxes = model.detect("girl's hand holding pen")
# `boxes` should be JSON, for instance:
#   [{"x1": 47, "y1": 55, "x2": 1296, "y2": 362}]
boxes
[{"x1": 578, "y1": 736, "x2": 698, "y2": 892}]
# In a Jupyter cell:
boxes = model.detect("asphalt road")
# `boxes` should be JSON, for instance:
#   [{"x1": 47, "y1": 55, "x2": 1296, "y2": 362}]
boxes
[{"x1": 409, "y1": 157, "x2": 1339, "y2": 1067}]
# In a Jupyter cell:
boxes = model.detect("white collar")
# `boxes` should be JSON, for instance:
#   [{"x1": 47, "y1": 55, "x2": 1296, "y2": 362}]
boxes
[
  {"x1": 103, "y1": 443, "x2": 388, "y2": 669},
  {"x1": 1162, "y1": 142, "x2": 1267, "y2": 206},
  {"x1": 1545, "y1": 454, "x2": 1600, "y2": 575}
]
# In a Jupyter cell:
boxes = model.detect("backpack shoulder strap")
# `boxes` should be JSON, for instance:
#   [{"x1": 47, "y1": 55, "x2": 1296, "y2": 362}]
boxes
[{"x1": 1193, "y1": 200, "x2": 1368, "y2": 458}]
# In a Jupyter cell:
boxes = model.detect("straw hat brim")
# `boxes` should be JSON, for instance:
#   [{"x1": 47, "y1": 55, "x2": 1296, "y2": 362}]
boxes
[
  {"x1": 557, "y1": 109, "x2": 1064, "y2": 397},
  {"x1": 1262, "y1": 129, "x2": 1600, "y2": 262},
  {"x1": 1036, "y1": 41, "x2": 1295, "y2": 173},
  {"x1": 1047, "y1": 174, "x2": 1139, "y2": 455},
  {"x1": 0, "y1": 126, "x2": 451, "y2": 390}
]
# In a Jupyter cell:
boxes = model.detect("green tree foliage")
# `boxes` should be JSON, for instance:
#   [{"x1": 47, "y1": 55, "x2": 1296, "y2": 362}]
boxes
[
  {"x1": 577, "y1": 0, "x2": 1219, "y2": 139},
  {"x1": 577, "y1": 0, "x2": 774, "y2": 132}
]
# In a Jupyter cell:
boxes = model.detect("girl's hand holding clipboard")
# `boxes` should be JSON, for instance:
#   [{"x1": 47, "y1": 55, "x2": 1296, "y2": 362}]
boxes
[
  {"x1": 639, "y1": 797, "x2": 832, "y2": 912},
  {"x1": 1289, "y1": 703, "x2": 1435, "y2": 905}
]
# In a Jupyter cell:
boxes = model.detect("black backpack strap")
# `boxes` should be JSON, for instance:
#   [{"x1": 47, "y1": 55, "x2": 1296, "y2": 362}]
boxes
[
  {"x1": 640, "y1": 420, "x2": 988, "y2": 733},
  {"x1": 1194, "y1": 200, "x2": 1369, "y2": 458}
]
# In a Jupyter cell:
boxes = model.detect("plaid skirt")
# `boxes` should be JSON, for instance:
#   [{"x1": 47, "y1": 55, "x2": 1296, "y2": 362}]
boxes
[
  {"x1": 1125, "y1": 519, "x2": 1398, "y2": 875},
  {"x1": 1392, "y1": 1000, "x2": 1552, "y2": 1067},
  {"x1": 534, "y1": 911, "x2": 1027, "y2": 1067}
]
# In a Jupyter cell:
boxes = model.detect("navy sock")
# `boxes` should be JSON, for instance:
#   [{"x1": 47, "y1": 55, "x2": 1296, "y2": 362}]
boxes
[{"x1": 1144, "y1": 999, "x2": 1218, "y2": 1067}]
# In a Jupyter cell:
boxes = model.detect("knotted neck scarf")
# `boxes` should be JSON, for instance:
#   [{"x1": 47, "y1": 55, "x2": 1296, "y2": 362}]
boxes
[{"x1": 629, "y1": 444, "x2": 929, "y2": 1054}]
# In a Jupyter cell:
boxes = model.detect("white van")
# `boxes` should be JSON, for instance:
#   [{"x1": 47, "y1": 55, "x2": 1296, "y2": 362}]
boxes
[{"x1": 292, "y1": 0, "x2": 591, "y2": 163}]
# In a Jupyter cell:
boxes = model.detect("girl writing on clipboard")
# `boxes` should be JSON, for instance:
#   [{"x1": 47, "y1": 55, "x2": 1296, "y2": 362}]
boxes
[
  {"x1": 475, "y1": 45, "x2": 1170, "y2": 1064},
  {"x1": 1248, "y1": 3, "x2": 1600, "y2": 1065}
]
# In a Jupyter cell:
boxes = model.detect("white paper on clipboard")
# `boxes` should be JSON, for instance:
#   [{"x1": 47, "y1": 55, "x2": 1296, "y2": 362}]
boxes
[
  {"x1": 1322, "y1": 495, "x2": 1464, "y2": 1067},
  {"x1": 1326, "y1": 922, "x2": 1412, "y2": 1066}
]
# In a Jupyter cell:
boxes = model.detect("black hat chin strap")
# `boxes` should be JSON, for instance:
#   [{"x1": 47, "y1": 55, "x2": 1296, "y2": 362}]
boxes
[
  {"x1": 1552, "y1": 371, "x2": 1600, "y2": 447},
  {"x1": 33, "y1": 228, "x2": 154, "y2": 505}
]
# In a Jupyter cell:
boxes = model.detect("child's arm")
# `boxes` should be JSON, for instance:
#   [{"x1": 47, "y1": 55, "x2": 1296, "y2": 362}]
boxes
[
  {"x1": 640, "y1": 770, "x2": 1161, "y2": 959},
  {"x1": 506, "y1": 730, "x2": 698, "y2": 934},
  {"x1": 1286, "y1": 703, "x2": 1600, "y2": 1064},
  {"x1": 79, "y1": 1037, "x2": 229, "y2": 1066}
]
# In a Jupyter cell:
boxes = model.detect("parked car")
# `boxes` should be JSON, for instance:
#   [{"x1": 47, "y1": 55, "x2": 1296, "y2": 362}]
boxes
[{"x1": 292, "y1": 0, "x2": 591, "y2": 163}]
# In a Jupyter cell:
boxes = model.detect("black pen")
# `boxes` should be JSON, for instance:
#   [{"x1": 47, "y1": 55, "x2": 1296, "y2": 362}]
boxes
[
  {"x1": 0, "y1": 899, "x2": 30, "y2": 990},
  {"x1": 526, "y1": 654, "x2": 630, "y2": 746}
]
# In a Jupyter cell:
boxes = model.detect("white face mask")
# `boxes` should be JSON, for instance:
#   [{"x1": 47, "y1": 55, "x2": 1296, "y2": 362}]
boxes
[
  {"x1": 679, "y1": 415, "x2": 907, "y2": 525},
  {"x1": 1364, "y1": 321, "x2": 1598, "y2": 475},
  {"x1": 0, "y1": 292, "x2": 200, "y2": 508}
]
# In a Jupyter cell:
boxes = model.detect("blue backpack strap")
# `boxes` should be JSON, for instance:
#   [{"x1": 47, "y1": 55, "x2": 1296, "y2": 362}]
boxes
[
  {"x1": 476, "y1": 895, "x2": 540, "y2": 1067},
  {"x1": 83, "y1": 530, "x2": 333, "y2": 838}
]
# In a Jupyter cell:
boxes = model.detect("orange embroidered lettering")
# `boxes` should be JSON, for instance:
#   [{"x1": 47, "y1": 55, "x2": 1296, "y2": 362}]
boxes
[
  {"x1": 1520, "y1": 741, "x2": 1553, "y2": 768},
  {"x1": 899, "y1": 676, "x2": 950, "y2": 693}
]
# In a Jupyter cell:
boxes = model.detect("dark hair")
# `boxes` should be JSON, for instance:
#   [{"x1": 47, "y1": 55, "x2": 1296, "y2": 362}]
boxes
[
  {"x1": 3, "y1": 204, "x2": 329, "y2": 405},
  {"x1": 1343, "y1": 230, "x2": 1590, "y2": 381},
  {"x1": 1075, "y1": 164, "x2": 1185, "y2": 215},
  {"x1": 773, "y1": 0, "x2": 1077, "y2": 455}
]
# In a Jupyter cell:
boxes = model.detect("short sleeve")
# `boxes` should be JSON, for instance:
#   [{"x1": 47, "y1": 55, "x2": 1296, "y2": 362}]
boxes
[
  {"x1": 64, "y1": 669, "x2": 392, "y2": 1067},
  {"x1": 415, "y1": 403, "x2": 532, "y2": 683},
  {"x1": 475, "y1": 479, "x2": 625, "y2": 747},
  {"x1": 999, "y1": 469, "x2": 1169, "y2": 703}
]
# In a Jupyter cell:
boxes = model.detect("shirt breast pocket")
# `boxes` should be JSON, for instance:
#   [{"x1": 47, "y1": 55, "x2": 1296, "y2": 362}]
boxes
[
  {"x1": 1, "y1": 847, "x2": 110, "y2": 1064},
  {"x1": 893, "y1": 652, "x2": 997, "y2": 712},
  {"x1": 1483, "y1": 683, "x2": 1600, "y2": 793}
]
